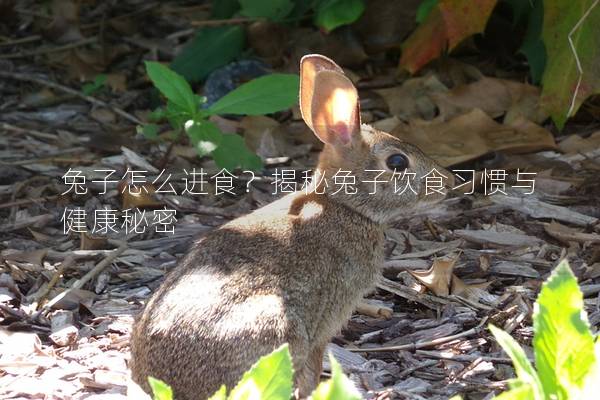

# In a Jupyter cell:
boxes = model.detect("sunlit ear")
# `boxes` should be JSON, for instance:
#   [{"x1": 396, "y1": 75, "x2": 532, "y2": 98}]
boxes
[
  {"x1": 299, "y1": 54, "x2": 344, "y2": 132},
  {"x1": 310, "y1": 70, "x2": 360, "y2": 146}
]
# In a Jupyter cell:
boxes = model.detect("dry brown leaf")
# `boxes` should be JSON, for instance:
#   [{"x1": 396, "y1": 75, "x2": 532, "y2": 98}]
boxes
[
  {"x1": 3, "y1": 249, "x2": 47, "y2": 266},
  {"x1": 353, "y1": 0, "x2": 420, "y2": 53},
  {"x1": 119, "y1": 183, "x2": 163, "y2": 210},
  {"x1": 105, "y1": 73, "x2": 128, "y2": 92},
  {"x1": 391, "y1": 108, "x2": 556, "y2": 166},
  {"x1": 543, "y1": 221, "x2": 600, "y2": 244},
  {"x1": 430, "y1": 77, "x2": 547, "y2": 123},
  {"x1": 451, "y1": 275, "x2": 495, "y2": 305},
  {"x1": 558, "y1": 131, "x2": 600, "y2": 155},
  {"x1": 44, "y1": 0, "x2": 83, "y2": 44},
  {"x1": 408, "y1": 258, "x2": 457, "y2": 296},
  {"x1": 375, "y1": 75, "x2": 448, "y2": 121},
  {"x1": 80, "y1": 232, "x2": 108, "y2": 251}
]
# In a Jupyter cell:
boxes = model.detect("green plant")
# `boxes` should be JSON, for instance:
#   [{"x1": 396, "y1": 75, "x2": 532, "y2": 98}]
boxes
[
  {"x1": 142, "y1": 61, "x2": 299, "y2": 170},
  {"x1": 170, "y1": 0, "x2": 366, "y2": 83},
  {"x1": 149, "y1": 344, "x2": 362, "y2": 400},
  {"x1": 489, "y1": 260, "x2": 600, "y2": 399},
  {"x1": 402, "y1": 0, "x2": 600, "y2": 129},
  {"x1": 82, "y1": 74, "x2": 107, "y2": 95}
]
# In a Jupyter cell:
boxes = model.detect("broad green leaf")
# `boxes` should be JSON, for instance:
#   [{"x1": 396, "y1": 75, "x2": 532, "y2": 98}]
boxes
[
  {"x1": 166, "y1": 100, "x2": 192, "y2": 130},
  {"x1": 533, "y1": 259, "x2": 596, "y2": 398},
  {"x1": 212, "y1": 0, "x2": 240, "y2": 19},
  {"x1": 145, "y1": 61, "x2": 197, "y2": 117},
  {"x1": 416, "y1": 0, "x2": 438, "y2": 23},
  {"x1": 207, "y1": 385, "x2": 227, "y2": 400},
  {"x1": 310, "y1": 353, "x2": 361, "y2": 400},
  {"x1": 171, "y1": 26, "x2": 245, "y2": 83},
  {"x1": 185, "y1": 120, "x2": 223, "y2": 157},
  {"x1": 314, "y1": 0, "x2": 365, "y2": 32},
  {"x1": 519, "y1": 0, "x2": 545, "y2": 84},
  {"x1": 489, "y1": 325, "x2": 544, "y2": 399},
  {"x1": 400, "y1": 0, "x2": 498, "y2": 73},
  {"x1": 239, "y1": 0, "x2": 294, "y2": 21},
  {"x1": 212, "y1": 133, "x2": 263, "y2": 171},
  {"x1": 137, "y1": 123, "x2": 160, "y2": 139},
  {"x1": 82, "y1": 74, "x2": 107, "y2": 95},
  {"x1": 228, "y1": 344, "x2": 293, "y2": 400},
  {"x1": 540, "y1": 0, "x2": 600, "y2": 129},
  {"x1": 208, "y1": 74, "x2": 299, "y2": 116},
  {"x1": 148, "y1": 377, "x2": 173, "y2": 400}
]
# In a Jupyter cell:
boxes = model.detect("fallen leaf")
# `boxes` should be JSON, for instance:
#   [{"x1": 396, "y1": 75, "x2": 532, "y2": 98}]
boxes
[
  {"x1": 354, "y1": 0, "x2": 421, "y2": 53},
  {"x1": 391, "y1": 108, "x2": 556, "y2": 166},
  {"x1": 540, "y1": 0, "x2": 600, "y2": 128},
  {"x1": 375, "y1": 75, "x2": 448, "y2": 121},
  {"x1": 399, "y1": 0, "x2": 498, "y2": 73},
  {"x1": 408, "y1": 258, "x2": 457, "y2": 296},
  {"x1": 119, "y1": 182, "x2": 163, "y2": 210},
  {"x1": 558, "y1": 131, "x2": 600, "y2": 154},
  {"x1": 429, "y1": 77, "x2": 548, "y2": 123},
  {"x1": 80, "y1": 232, "x2": 108, "y2": 251}
]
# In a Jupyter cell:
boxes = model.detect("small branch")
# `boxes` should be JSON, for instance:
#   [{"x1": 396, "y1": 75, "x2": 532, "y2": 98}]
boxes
[
  {"x1": 349, "y1": 317, "x2": 488, "y2": 353},
  {"x1": 34, "y1": 243, "x2": 127, "y2": 318},
  {"x1": 191, "y1": 17, "x2": 255, "y2": 27},
  {"x1": 0, "y1": 70, "x2": 141, "y2": 125},
  {"x1": 0, "y1": 36, "x2": 97, "y2": 59}
]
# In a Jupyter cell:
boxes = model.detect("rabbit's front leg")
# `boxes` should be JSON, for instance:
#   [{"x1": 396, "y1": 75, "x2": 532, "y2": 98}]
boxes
[{"x1": 295, "y1": 344, "x2": 326, "y2": 398}]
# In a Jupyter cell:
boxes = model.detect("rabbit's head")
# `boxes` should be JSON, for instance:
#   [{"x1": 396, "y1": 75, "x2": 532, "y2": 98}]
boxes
[{"x1": 300, "y1": 54, "x2": 453, "y2": 224}]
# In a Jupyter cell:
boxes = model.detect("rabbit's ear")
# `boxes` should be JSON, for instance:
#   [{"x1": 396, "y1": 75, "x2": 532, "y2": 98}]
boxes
[
  {"x1": 309, "y1": 70, "x2": 360, "y2": 145},
  {"x1": 299, "y1": 54, "x2": 345, "y2": 134}
]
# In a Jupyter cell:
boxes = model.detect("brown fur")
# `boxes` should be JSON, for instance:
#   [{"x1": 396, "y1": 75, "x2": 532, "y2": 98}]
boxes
[{"x1": 129, "y1": 55, "x2": 451, "y2": 400}]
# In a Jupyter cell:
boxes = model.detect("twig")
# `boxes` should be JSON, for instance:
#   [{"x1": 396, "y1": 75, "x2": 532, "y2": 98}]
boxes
[
  {"x1": 0, "y1": 194, "x2": 59, "y2": 210},
  {"x1": 35, "y1": 243, "x2": 127, "y2": 317},
  {"x1": 1, "y1": 122, "x2": 58, "y2": 141},
  {"x1": 350, "y1": 317, "x2": 488, "y2": 353},
  {"x1": 0, "y1": 35, "x2": 42, "y2": 47},
  {"x1": 0, "y1": 70, "x2": 141, "y2": 124},
  {"x1": 191, "y1": 17, "x2": 255, "y2": 27},
  {"x1": 416, "y1": 349, "x2": 527, "y2": 365},
  {"x1": 33, "y1": 256, "x2": 76, "y2": 308},
  {"x1": 0, "y1": 36, "x2": 98, "y2": 59}
]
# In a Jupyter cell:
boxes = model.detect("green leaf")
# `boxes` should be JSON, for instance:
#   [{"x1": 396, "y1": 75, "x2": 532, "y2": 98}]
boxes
[
  {"x1": 207, "y1": 385, "x2": 227, "y2": 400},
  {"x1": 228, "y1": 344, "x2": 293, "y2": 400},
  {"x1": 489, "y1": 325, "x2": 544, "y2": 399},
  {"x1": 212, "y1": 133, "x2": 263, "y2": 171},
  {"x1": 148, "y1": 377, "x2": 173, "y2": 400},
  {"x1": 533, "y1": 259, "x2": 596, "y2": 398},
  {"x1": 494, "y1": 384, "x2": 538, "y2": 400},
  {"x1": 519, "y1": 0, "x2": 545, "y2": 84},
  {"x1": 137, "y1": 123, "x2": 160, "y2": 140},
  {"x1": 82, "y1": 74, "x2": 107, "y2": 95},
  {"x1": 239, "y1": 0, "x2": 295, "y2": 21},
  {"x1": 171, "y1": 26, "x2": 245, "y2": 83},
  {"x1": 185, "y1": 120, "x2": 223, "y2": 157},
  {"x1": 212, "y1": 0, "x2": 240, "y2": 19},
  {"x1": 314, "y1": 0, "x2": 366, "y2": 32},
  {"x1": 310, "y1": 353, "x2": 361, "y2": 400},
  {"x1": 208, "y1": 74, "x2": 299, "y2": 116},
  {"x1": 166, "y1": 100, "x2": 191, "y2": 130},
  {"x1": 145, "y1": 61, "x2": 197, "y2": 117},
  {"x1": 540, "y1": 0, "x2": 600, "y2": 129},
  {"x1": 416, "y1": 0, "x2": 438, "y2": 23}
]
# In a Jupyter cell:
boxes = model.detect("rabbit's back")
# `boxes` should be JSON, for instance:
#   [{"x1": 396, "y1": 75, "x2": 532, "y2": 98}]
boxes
[{"x1": 130, "y1": 192, "x2": 384, "y2": 399}]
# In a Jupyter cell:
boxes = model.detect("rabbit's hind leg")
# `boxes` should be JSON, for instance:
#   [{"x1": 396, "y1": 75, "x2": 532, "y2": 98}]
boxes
[{"x1": 294, "y1": 343, "x2": 326, "y2": 398}]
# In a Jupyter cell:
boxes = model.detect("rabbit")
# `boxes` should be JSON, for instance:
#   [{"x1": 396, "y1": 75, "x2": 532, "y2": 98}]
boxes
[{"x1": 129, "y1": 54, "x2": 454, "y2": 400}]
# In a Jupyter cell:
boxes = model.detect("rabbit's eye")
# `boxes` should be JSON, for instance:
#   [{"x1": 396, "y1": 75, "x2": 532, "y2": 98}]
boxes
[{"x1": 386, "y1": 154, "x2": 409, "y2": 171}]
